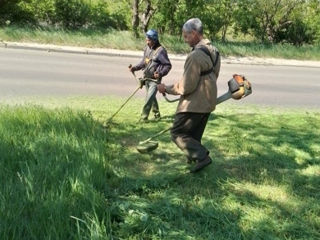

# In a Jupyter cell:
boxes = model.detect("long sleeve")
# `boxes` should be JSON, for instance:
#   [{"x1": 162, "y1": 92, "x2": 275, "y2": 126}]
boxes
[
  {"x1": 166, "y1": 53, "x2": 201, "y2": 95},
  {"x1": 155, "y1": 48, "x2": 172, "y2": 77},
  {"x1": 165, "y1": 39, "x2": 219, "y2": 113}
]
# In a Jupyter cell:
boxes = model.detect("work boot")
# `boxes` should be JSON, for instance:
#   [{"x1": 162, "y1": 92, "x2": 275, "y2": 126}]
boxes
[
  {"x1": 154, "y1": 112, "x2": 161, "y2": 120},
  {"x1": 190, "y1": 156, "x2": 212, "y2": 173}
]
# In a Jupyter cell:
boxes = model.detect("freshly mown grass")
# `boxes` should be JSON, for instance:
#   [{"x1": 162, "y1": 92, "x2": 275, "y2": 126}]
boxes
[
  {"x1": 1, "y1": 25, "x2": 320, "y2": 60},
  {"x1": 0, "y1": 97, "x2": 319, "y2": 240}
]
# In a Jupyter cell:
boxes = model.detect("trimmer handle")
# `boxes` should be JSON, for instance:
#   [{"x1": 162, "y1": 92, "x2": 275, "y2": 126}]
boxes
[{"x1": 162, "y1": 92, "x2": 180, "y2": 103}]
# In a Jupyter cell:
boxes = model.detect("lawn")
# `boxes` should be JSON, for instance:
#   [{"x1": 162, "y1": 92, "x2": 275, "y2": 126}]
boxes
[{"x1": 0, "y1": 97, "x2": 319, "y2": 239}]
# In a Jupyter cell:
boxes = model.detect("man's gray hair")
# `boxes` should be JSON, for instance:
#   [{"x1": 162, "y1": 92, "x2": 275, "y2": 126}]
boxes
[{"x1": 182, "y1": 18, "x2": 203, "y2": 34}]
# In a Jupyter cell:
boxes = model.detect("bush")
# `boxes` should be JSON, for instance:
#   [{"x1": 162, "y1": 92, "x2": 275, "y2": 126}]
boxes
[
  {"x1": 90, "y1": 1, "x2": 128, "y2": 30},
  {"x1": 274, "y1": 19, "x2": 315, "y2": 46},
  {"x1": 0, "y1": 0, "x2": 36, "y2": 25},
  {"x1": 54, "y1": 0, "x2": 91, "y2": 29},
  {"x1": 25, "y1": 0, "x2": 56, "y2": 25},
  {"x1": 0, "y1": 0, "x2": 130, "y2": 30}
]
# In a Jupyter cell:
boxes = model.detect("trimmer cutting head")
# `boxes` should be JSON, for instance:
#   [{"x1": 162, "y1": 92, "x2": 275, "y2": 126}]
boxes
[{"x1": 136, "y1": 141, "x2": 159, "y2": 153}]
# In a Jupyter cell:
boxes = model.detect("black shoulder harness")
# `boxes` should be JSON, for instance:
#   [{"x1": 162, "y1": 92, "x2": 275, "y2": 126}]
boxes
[{"x1": 196, "y1": 46, "x2": 220, "y2": 76}]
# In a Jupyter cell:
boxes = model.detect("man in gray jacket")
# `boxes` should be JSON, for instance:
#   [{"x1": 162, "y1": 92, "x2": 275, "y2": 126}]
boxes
[
  {"x1": 130, "y1": 29, "x2": 172, "y2": 121},
  {"x1": 158, "y1": 18, "x2": 221, "y2": 173}
]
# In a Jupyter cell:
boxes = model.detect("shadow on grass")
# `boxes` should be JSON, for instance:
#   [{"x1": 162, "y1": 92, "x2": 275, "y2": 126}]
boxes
[
  {"x1": 0, "y1": 106, "x2": 319, "y2": 239},
  {"x1": 108, "y1": 111, "x2": 319, "y2": 239}
]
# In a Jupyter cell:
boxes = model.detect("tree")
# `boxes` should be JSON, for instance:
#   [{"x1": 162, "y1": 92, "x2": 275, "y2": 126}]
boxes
[
  {"x1": 235, "y1": 0, "x2": 305, "y2": 43},
  {"x1": 132, "y1": 0, "x2": 139, "y2": 37},
  {"x1": 151, "y1": 0, "x2": 227, "y2": 39},
  {"x1": 131, "y1": 0, "x2": 158, "y2": 37},
  {"x1": 140, "y1": 0, "x2": 156, "y2": 32},
  {"x1": 304, "y1": 0, "x2": 320, "y2": 44},
  {"x1": 218, "y1": 0, "x2": 237, "y2": 42},
  {"x1": 150, "y1": 0, "x2": 179, "y2": 34}
]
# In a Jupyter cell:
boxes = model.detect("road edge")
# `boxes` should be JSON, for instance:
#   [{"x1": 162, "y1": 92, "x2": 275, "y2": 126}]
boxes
[{"x1": 1, "y1": 41, "x2": 320, "y2": 68}]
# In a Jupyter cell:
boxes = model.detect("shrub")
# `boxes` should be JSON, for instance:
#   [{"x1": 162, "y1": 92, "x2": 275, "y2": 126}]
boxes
[
  {"x1": 0, "y1": 0, "x2": 36, "y2": 25},
  {"x1": 274, "y1": 19, "x2": 315, "y2": 46},
  {"x1": 54, "y1": 0, "x2": 91, "y2": 29}
]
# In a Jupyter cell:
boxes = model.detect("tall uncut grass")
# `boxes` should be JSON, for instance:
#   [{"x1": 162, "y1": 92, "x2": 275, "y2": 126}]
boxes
[
  {"x1": 1, "y1": 26, "x2": 320, "y2": 60},
  {"x1": 0, "y1": 97, "x2": 319, "y2": 239}
]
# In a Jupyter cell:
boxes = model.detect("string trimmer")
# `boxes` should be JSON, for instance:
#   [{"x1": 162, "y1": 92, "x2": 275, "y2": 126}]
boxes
[
  {"x1": 105, "y1": 68, "x2": 178, "y2": 126},
  {"x1": 136, "y1": 74, "x2": 252, "y2": 153}
]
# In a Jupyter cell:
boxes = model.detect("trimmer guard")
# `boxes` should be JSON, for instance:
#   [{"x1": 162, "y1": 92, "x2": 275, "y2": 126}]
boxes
[{"x1": 136, "y1": 141, "x2": 159, "y2": 153}]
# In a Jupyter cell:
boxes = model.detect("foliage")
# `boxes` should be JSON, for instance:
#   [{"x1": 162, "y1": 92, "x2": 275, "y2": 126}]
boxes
[
  {"x1": 0, "y1": 0, "x2": 36, "y2": 25},
  {"x1": 304, "y1": 0, "x2": 320, "y2": 44},
  {"x1": 233, "y1": 0, "x2": 315, "y2": 45},
  {"x1": 150, "y1": 0, "x2": 226, "y2": 39},
  {"x1": 54, "y1": 0, "x2": 91, "y2": 28},
  {"x1": 274, "y1": 18, "x2": 315, "y2": 46},
  {"x1": 0, "y1": 0, "x2": 320, "y2": 46},
  {"x1": 104, "y1": 0, "x2": 131, "y2": 30},
  {"x1": 54, "y1": 0, "x2": 129, "y2": 29},
  {"x1": 140, "y1": 0, "x2": 320, "y2": 44},
  {"x1": 0, "y1": 0, "x2": 129, "y2": 30},
  {"x1": 19, "y1": 0, "x2": 56, "y2": 24}
]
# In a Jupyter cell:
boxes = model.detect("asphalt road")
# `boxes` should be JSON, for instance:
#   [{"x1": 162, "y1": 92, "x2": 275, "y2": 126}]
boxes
[{"x1": 1, "y1": 47, "x2": 319, "y2": 108}]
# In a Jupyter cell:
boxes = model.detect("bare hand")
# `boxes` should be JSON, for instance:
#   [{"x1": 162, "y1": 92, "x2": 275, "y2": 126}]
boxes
[
  {"x1": 153, "y1": 72, "x2": 160, "y2": 79},
  {"x1": 128, "y1": 64, "x2": 134, "y2": 73},
  {"x1": 157, "y1": 84, "x2": 166, "y2": 94}
]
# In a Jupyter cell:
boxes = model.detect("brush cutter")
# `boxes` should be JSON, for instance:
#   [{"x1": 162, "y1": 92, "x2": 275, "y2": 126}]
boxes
[
  {"x1": 105, "y1": 69, "x2": 179, "y2": 126},
  {"x1": 136, "y1": 74, "x2": 252, "y2": 153},
  {"x1": 105, "y1": 66, "x2": 151, "y2": 126}
]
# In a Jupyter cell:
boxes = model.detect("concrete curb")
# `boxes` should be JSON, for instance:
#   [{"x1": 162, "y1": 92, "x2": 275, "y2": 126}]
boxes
[{"x1": 1, "y1": 41, "x2": 320, "y2": 68}]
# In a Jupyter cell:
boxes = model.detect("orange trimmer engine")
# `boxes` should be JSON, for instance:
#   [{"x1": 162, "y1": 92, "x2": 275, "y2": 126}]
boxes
[{"x1": 228, "y1": 74, "x2": 252, "y2": 100}]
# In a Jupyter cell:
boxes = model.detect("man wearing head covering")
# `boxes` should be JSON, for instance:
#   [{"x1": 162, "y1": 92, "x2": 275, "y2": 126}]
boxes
[
  {"x1": 157, "y1": 18, "x2": 221, "y2": 173},
  {"x1": 129, "y1": 29, "x2": 172, "y2": 121}
]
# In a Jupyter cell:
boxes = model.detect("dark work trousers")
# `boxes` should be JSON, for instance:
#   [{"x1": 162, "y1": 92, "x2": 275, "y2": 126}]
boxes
[
  {"x1": 141, "y1": 81, "x2": 160, "y2": 119},
  {"x1": 171, "y1": 112, "x2": 210, "y2": 161}
]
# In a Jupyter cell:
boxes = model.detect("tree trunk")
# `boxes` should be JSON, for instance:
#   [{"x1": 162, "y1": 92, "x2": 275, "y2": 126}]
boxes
[
  {"x1": 221, "y1": 24, "x2": 228, "y2": 42},
  {"x1": 141, "y1": 0, "x2": 155, "y2": 32},
  {"x1": 132, "y1": 0, "x2": 139, "y2": 38}
]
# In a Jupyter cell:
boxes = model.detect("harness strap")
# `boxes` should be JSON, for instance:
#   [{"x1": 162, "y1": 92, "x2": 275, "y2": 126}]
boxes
[
  {"x1": 197, "y1": 46, "x2": 220, "y2": 76},
  {"x1": 145, "y1": 45, "x2": 162, "y2": 65},
  {"x1": 153, "y1": 45, "x2": 162, "y2": 56}
]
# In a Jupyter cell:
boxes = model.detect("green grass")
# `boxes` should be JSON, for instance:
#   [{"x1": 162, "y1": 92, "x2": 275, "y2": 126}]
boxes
[
  {"x1": 214, "y1": 41, "x2": 320, "y2": 60},
  {"x1": 0, "y1": 97, "x2": 319, "y2": 239},
  {"x1": 1, "y1": 25, "x2": 320, "y2": 60},
  {"x1": 0, "y1": 26, "x2": 144, "y2": 50}
]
